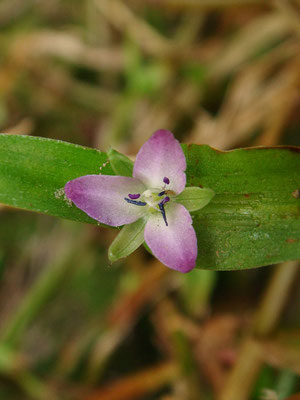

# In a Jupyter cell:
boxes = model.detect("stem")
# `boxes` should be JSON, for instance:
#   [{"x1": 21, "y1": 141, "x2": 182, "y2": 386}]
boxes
[{"x1": 219, "y1": 260, "x2": 299, "y2": 400}]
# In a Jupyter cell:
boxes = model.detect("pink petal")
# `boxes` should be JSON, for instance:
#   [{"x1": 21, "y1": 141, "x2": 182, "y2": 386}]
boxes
[
  {"x1": 65, "y1": 175, "x2": 147, "y2": 226},
  {"x1": 144, "y1": 202, "x2": 197, "y2": 272},
  {"x1": 133, "y1": 130, "x2": 186, "y2": 194}
]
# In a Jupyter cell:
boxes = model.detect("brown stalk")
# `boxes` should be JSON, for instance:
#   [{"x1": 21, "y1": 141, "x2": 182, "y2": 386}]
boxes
[
  {"x1": 128, "y1": 0, "x2": 269, "y2": 10},
  {"x1": 56, "y1": 259, "x2": 171, "y2": 381},
  {"x1": 93, "y1": 0, "x2": 175, "y2": 57},
  {"x1": 218, "y1": 261, "x2": 300, "y2": 400},
  {"x1": 25, "y1": 31, "x2": 125, "y2": 72},
  {"x1": 84, "y1": 260, "x2": 170, "y2": 382},
  {"x1": 83, "y1": 362, "x2": 178, "y2": 400}
]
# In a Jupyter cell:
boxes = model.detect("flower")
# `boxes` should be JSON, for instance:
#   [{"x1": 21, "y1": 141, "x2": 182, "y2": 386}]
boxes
[{"x1": 64, "y1": 130, "x2": 214, "y2": 273}]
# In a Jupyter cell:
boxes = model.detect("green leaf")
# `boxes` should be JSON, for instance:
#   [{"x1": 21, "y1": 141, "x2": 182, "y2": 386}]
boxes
[
  {"x1": 175, "y1": 187, "x2": 215, "y2": 211},
  {"x1": 0, "y1": 134, "x2": 299, "y2": 271},
  {"x1": 108, "y1": 218, "x2": 147, "y2": 263},
  {"x1": 179, "y1": 269, "x2": 216, "y2": 317},
  {"x1": 184, "y1": 144, "x2": 300, "y2": 270},
  {"x1": 0, "y1": 134, "x2": 112, "y2": 225},
  {"x1": 107, "y1": 148, "x2": 134, "y2": 177}
]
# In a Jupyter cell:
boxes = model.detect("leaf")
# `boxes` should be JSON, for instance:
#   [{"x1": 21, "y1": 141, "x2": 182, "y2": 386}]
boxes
[
  {"x1": 175, "y1": 187, "x2": 215, "y2": 211},
  {"x1": 0, "y1": 134, "x2": 299, "y2": 271},
  {"x1": 108, "y1": 218, "x2": 147, "y2": 263},
  {"x1": 107, "y1": 148, "x2": 134, "y2": 177},
  {"x1": 179, "y1": 269, "x2": 216, "y2": 317},
  {"x1": 0, "y1": 134, "x2": 112, "y2": 224},
  {"x1": 184, "y1": 144, "x2": 300, "y2": 270}
]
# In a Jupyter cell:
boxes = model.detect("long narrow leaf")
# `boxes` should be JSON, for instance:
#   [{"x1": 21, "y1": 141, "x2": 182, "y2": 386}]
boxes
[{"x1": 0, "y1": 134, "x2": 299, "y2": 270}]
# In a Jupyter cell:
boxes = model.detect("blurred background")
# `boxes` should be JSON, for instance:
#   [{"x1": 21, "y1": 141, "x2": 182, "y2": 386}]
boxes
[{"x1": 0, "y1": 0, "x2": 300, "y2": 399}]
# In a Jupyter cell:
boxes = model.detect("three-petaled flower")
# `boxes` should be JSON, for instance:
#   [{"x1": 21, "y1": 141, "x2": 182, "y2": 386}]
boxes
[{"x1": 65, "y1": 130, "x2": 214, "y2": 273}]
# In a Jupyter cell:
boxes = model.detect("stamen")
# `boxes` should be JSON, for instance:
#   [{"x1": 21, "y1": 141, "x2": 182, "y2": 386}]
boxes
[
  {"x1": 158, "y1": 197, "x2": 169, "y2": 226},
  {"x1": 163, "y1": 177, "x2": 170, "y2": 185},
  {"x1": 128, "y1": 193, "x2": 140, "y2": 199},
  {"x1": 124, "y1": 198, "x2": 147, "y2": 206},
  {"x1": 161, "y1": 196, "x2": 170, "y2": 205},
  {"x1": 158, "y1": 202, "x2": 168, "y2": 226},
  {"x1": 158, "y1": 191, "x2": 165, "y2": 197}
]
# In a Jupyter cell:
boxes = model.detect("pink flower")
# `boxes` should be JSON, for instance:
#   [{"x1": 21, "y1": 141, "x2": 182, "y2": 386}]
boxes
[{"x1": 65, "y1": 130, "x2": 206, "y2": 272}]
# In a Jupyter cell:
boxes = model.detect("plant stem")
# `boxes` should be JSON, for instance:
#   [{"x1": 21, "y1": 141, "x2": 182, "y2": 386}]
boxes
[{"x1": 219, "y1": 260, "x2": 299, "y2": 400}]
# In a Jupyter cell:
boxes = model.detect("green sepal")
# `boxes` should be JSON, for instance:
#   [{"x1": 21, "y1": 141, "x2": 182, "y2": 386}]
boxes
[
  {"x1": 108, "y1": 218, "x2": 147, "y2": 263},
  {"x1": 175, "y1": 187, "x2": 215, "y2": 212},
  {"x1": 107, "y1": 148, "x2": 134, "y2": 177}
]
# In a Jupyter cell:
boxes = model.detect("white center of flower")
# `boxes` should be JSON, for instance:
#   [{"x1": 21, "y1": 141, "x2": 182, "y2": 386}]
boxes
[
  {"x1": 142, "y1": 189, "x2": 162, "y2": 211},
  {"x1": 125, "y1": 177, "x2": 173, "y2": 226}
]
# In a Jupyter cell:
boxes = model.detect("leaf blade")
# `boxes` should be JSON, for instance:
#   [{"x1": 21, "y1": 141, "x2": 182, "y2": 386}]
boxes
[
  {"x1": 108, "y1": 218, "x2": 147, "y2": 263},
  {"x1": 107, "y1": 148, "x2": 134, "y2": 177},
  {"x1": 0, "y1": 134, "x2": 299, "y2": 271},
  {"x1": 183, "y1": 144, "x2": 300, "y2": 270},
  {"x1": 0, "y1": 134, "x2": 112, "y2": 224},
  {"x1": 175, "y1": 187, "x2": 215, "y2": 211}
]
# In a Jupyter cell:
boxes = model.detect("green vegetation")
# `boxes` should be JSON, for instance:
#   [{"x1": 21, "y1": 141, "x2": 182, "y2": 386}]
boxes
[{"x1": 0, "y1": 0, "x2": 299, "y2": 399}]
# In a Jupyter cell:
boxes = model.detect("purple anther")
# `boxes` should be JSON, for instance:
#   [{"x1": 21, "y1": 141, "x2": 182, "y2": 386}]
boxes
[
  {"x1": 163, "y1": 177, "x2": 170, "y2": 185},
  {"x1": 161, "y1": 196, "x2": 170, "y2": 205},
  {"x1": 128, "y1": 193, "x2": 140, "y2": 199},
  {"x1": 158, "y1": 191, "x2": 165, "y2": 197}
]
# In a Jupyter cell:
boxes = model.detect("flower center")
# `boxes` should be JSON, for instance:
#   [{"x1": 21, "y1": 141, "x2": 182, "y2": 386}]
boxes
[{"x1": 124, "y1": 177, "x2": 173, "y2": 226}]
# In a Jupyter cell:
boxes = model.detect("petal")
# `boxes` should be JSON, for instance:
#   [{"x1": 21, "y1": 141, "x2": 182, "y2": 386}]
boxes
[
  {"x1": 108, "y1": 217, "x2": 147, "y2": 263},
  {"x1": 65, "y1": 175, "x2": 147, "y2": 226},
  {"x1": 175, "y1": 187, "x2": 215, "y2": 212},
  {"x1": 144, "y1": 202, "x2": 197, "y2": 272},
  {"x1": 133, "y1": 129, "x2": 186, "y2": 194}
]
